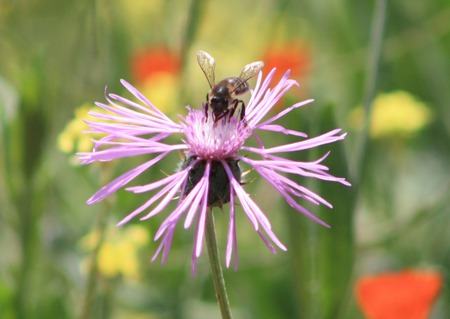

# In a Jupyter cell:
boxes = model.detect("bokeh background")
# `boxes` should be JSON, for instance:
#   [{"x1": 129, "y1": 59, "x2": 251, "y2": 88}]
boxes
[{"x1": 1, "y1": 0, "x2": 449, "y2": 318}]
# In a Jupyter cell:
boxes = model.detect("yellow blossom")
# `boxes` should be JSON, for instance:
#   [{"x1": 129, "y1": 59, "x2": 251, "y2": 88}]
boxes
[
  {"x1": 349, "y1": 91, "x2": 432, "y2": 138},
  {"x1": 139, "y1": 73, "x2": 180, "y2": 115},
  {"x1": 79, "y1": 225, "x2": 150, "y2": 281},
  {"x1": 57, "y1": 104, "x2": 97, "y2": 154}
]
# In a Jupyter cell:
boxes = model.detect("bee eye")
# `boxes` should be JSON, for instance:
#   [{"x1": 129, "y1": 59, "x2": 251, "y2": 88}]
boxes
[
  {"x1": 213, "y1": 97, "x2": 228, "y2": 109},
  {"x1": 212, "y1": 96, "x2": 227, "y2": 105}
]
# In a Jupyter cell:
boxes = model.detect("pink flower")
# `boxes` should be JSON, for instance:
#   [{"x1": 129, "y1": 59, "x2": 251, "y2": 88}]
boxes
[{"x1": 78, "y1": 69, "x2": 350, "y2": 274}]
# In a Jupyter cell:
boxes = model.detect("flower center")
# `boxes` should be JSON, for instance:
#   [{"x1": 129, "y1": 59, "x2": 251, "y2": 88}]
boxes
[{"x1": 183, "y1": 109, "x2": 250, "y2": 160}]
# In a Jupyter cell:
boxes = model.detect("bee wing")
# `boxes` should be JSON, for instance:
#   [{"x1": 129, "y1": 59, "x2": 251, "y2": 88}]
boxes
[
  {"x1": 239, "y1": 61, "x2": 264, "y2": 82},
  {"x1": 197, "y1": 50, "x2": 216, "y2": 88}
]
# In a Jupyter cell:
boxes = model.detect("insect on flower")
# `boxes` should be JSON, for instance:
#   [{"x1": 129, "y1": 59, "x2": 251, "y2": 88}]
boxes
[
  {"x1": 78, "y1": 50, "x2": 350, "y2": 273},
  {"x1": 197, "y1": 50, "x2": 264, "y2": 122}
]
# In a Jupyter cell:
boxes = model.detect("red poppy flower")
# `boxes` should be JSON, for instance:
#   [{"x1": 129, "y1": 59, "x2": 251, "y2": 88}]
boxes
[
  {"x1": 262, "y1": 43, "x2": 311, "y2": 82},
  {"x1": 130, "y1": 46, "x2": 180, "y2": 84},
  {"x1": 355, "y1": 269, "x2": 443, "y2": 319}
]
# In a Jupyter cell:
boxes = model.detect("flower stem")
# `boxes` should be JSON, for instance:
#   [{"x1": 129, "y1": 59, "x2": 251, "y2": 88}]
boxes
[
  {"x1": 78, "y1": 200, "x2": 109, "y2": 319},
  {"x1": 354, "y1": 0, "x2": 387, "y2": 184},
  {"x1": 205, "y1": 208, "x2": 233, "y2": 319},
  {"x1": 79, "y1": 163, "x2": 112, "y2": 319}
]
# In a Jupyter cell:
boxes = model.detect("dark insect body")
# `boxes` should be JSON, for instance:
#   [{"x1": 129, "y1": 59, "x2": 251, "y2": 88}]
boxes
[{"x1": 197, "y1": 50, "x2": 264, "y2": 123}]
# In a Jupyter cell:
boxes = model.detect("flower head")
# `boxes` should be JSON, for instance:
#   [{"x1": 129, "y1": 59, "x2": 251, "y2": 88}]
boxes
[
  {"x1": 58, "y1": 104, "x2": 107, "y2": 165},
  {"x1": 262, "y1": 42, "x2": 311, "y2": 81},
  {"x1": 355, "y1": 269, "x2": 443, "y2": 319},
  {"x1": 78, "y1": 68, "x2": 350, "y2": 273},
  {"x1": 130, "y1": 46, "x2": 180, "y2": 84},
  {"x1": 349, "y1": 90, "x2": 432, "y2": 139},
  {"x1": 79, "y1": 225, "x2": 149, "y2": 281},
  {"x1": 130, "y1": 46, "x2": 181, "y2": 114}
]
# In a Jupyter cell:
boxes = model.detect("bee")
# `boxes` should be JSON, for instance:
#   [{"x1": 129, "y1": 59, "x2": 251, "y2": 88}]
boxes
[{"x1": 197, "y1": 50, "x2": 264, "y2": 123}]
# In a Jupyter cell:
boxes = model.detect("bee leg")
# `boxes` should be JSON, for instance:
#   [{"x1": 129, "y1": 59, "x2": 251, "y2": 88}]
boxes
[
  {"x1": 230, "y1": 98, "x2": 244, "y2": 120},
  {"x1": 215, "y1": 109, "x2": 228, "y2": 123},
  {"x1": 204, "y1": 94, "x2": 209, "y2": 122},
  {"x1": 229, "y1": 101, "x2": 238, "y2": 119},
  {"x1": 237, "y1": 99, "x2": 245, "y2": 121}
]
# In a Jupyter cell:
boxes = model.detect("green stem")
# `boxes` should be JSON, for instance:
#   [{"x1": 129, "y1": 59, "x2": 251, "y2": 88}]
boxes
[
  {"x1": 78, "y1": 201, "x2": 109, "y2": 319},
  {"x1": 205, "y1": 208, "x2": 233, "y2": 319},
  {"x1": 15, "y1": 186, "x2": 37, "y2": 319},
  {"x1": 353, "y1": 0, "x2": 387, "y2": 185},
  {"x1": 180, "y1": 0, "x2": 206, "y2": 66},
  {"x1": 79, "y1": 164, "x2": 112, "y2": 319}
]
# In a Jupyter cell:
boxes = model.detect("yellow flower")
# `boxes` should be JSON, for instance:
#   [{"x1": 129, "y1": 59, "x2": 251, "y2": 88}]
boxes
[
  {"x1": 129, "y1": 46, "x2": 181, "y2": 115},
  {"x1": 349, "y1": 91, "x2": 432, "y2": 138},
  {"x1": 58, "y1": 104, "x2": 109, "y2": 165},
  {"x1": 138, "y1": 73, "x2": 180, "y2": 115},
  {"x1": 57, "y1": 104, "x2": 95, "y2": 154},
  {"x1": 79, "y1": 225, "x2": 150, "y2": 281}
]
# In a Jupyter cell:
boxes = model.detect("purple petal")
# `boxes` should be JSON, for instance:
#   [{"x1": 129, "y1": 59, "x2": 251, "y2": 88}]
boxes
[
  {"x1": 243, "y1": 129, "x2": 346, "y2": 154},
  {"x1": 226, "y1": 187, "x2": 238, "y2": 270},
  {"x1": 86, "y1": 152, "x2": 169, "y2": 204},
  {"x1": 120, "y1": 79, "x2": 173, "y2": 121},
  {"x1": 116, "y1": 170, "x2": 189, "y2": 226},
  {"x1": 255, "y1": 124, "x2": 308, "y2": 137},
  {"x1": 256, "y1": 99, "x2": 313, "y2": 129}
]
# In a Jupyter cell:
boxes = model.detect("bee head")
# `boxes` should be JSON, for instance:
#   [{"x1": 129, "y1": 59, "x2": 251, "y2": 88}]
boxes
[{"x1": 210, "y1": 95, "x2": 229, "y2": 121}]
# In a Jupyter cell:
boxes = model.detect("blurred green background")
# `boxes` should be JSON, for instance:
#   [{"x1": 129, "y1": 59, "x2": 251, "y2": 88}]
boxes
[{"x1": 1, "y1": 0, "x2": 449, "y2": 318}]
